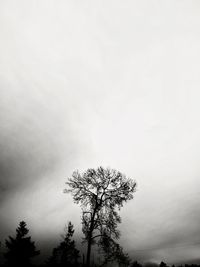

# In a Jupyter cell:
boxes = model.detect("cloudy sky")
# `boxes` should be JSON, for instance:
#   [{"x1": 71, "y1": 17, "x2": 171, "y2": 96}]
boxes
[{"x1": 1, "y1": 0, "x2": 200, "y2": 264}]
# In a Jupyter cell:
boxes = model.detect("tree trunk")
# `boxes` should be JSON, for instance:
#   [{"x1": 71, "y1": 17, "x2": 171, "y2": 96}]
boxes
[
  {"x1": 86, "y1": 205, "x2": 97, "y2": 267},
  {"x1": 86, "y1": 234, "x2": 92, "y2": 267},
  {"x1": 86, "y1": 195, "x2": 99, "y2": 267}
]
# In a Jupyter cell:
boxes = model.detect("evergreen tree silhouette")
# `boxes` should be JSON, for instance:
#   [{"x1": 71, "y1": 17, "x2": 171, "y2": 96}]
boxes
[
  {"x1": 4, "y1": 221, "x2": 40, "y2": 267},
  {"x1": 46, "y1": 221, "x2": 80, "y2": 267}
]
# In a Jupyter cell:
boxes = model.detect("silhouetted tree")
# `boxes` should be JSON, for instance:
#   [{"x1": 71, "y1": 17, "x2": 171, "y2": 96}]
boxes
[
  {"x1": 64, "y1": 166, "x2": 136, "y2": 267},
  {"x1": 4, "y1": 221, "x2": 40, "y2": 267},
  {"x1": 99, "y1": 233, "x2": 130, "y2": 266},
  {"x1": 46, "y1": 221, "x2": 80, "y2": 267},
  {"x1": 160, "y1": 262, "x2": 168, "y2": 267}
]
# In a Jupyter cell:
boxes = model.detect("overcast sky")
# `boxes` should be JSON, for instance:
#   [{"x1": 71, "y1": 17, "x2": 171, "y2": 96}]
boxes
[{"x1": 1, "y1": 0, "x2": 200, "y2": 264}]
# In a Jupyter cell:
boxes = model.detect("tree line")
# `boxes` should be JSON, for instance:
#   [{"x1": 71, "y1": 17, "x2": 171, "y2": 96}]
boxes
[
  {"x1": 0, "y1": 167, "x2": 198, "y2": 267},
  {"x1": 1, "y1": 222, "x2": 199, "y2": 267}
]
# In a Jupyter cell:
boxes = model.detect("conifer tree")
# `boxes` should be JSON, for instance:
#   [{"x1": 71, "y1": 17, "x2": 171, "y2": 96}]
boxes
[
  {"x1": 47, "y1": 221, "x2": 80, "y2": 267},
  {"x1": 4, "y1": 221, "x2": 40, "y2": 267}
]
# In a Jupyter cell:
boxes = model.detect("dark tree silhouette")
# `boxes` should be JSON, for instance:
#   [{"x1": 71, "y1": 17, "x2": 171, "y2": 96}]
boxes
[
  {"x1": 99, "y1": 233, "x2": 130, "y2": 266},
  {"x1": 46, "y1": 221, "x2": 80, "y2": 267},
  {"x1": 160, "y1": 262, "x2": 168, "y2": 267},
  {"x1": 64, "y1": 166, "x2": 136, "y2": 267},
  {"x1": 4, "y1": 221, "x2": 40, "y2": 267}
]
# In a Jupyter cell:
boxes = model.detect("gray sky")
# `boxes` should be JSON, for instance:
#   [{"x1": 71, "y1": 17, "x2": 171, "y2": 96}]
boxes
[{"x1": 1, "y1": 0, "x2": 200, "y2": 264}]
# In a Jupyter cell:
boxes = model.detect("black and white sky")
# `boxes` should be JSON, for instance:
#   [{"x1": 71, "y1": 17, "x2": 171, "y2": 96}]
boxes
[{"x1": 1, "y1": 0, "x2": 200, "y2": 264}]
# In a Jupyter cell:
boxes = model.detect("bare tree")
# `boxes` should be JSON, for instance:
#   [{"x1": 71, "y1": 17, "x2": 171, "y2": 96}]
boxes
[{"x1": 64, "y1": 166, "x2": 136, "y2": 267}]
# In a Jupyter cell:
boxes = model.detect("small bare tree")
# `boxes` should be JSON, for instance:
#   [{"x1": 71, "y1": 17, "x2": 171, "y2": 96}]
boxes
[{"x1": 64, "y1": 166, "x2": 136, "y2": 267}]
